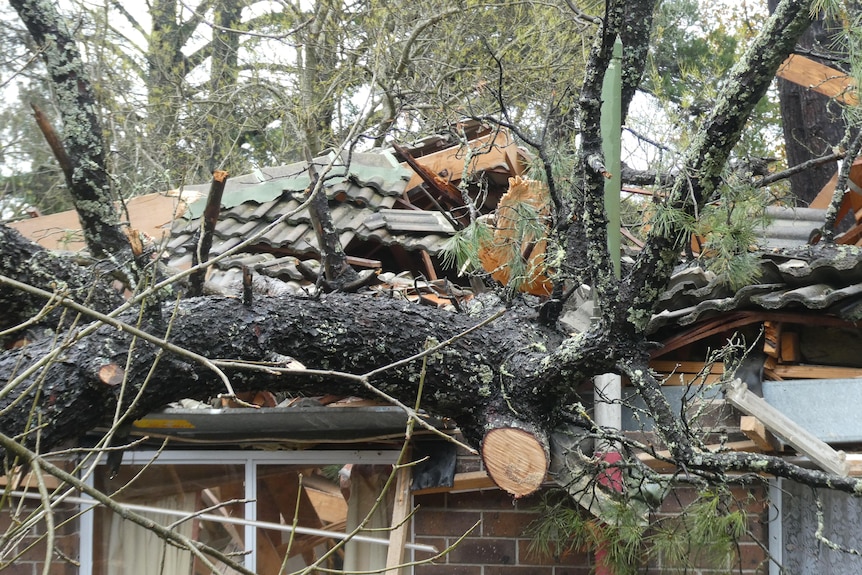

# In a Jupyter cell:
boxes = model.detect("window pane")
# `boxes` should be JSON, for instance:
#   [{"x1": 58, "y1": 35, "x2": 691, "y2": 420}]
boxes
[
  {"x1": 255, "y1": 464, "x2": 393, "y2": 575},
  {"x1": 93, "y1": 464, "x2": 246, "y2": 575}
]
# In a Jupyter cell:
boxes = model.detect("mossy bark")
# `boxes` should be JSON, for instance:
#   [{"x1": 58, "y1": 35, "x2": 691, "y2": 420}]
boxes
[
  {"x1": 0, "y1": 224, "x2": 124, "y2": 346},
  {"x1": 10, "y1": 0, "x2": 134, "y2": 266}
]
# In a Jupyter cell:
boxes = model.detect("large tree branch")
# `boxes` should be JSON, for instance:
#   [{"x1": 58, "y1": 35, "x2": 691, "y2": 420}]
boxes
[
  {"x1": 0, "y1": 286, "x2": 564, "y2": 470},
  {"x1": 0, "y1": 225, "x2": 124, "y2": 346},
  {"x1": 625, "y1": 0, "x2": 815, "y2": 330},
  {"x1": 11, "y1": 0, "x2": 133, "y2": 265}
]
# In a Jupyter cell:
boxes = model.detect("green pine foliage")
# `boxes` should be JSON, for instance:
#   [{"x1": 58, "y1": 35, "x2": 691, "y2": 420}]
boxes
[
  {"x1": 694, "y1": 179, "x2": 773, "y2": 290},
  {"x1": 527, "y1": 486, "x2": 751, "y2": 575}
]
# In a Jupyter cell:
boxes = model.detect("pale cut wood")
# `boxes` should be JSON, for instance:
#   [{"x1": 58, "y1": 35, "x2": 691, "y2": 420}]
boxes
[
  {"x1": 777, "y1": 54, "x2": 858, "y2": 105},
  {"x1": 411, "y1": 470, "x2": 498, "y2": 495},
  {"x1": 482, "y1": 427, "x2": 548, "y2": 498},
  {"x1": 650, "y1": 361, "x2": 725, "y2": 375},
  {"x1": 384, "y1": 463, "x2": 412, "y2": 575},
  {"x1": 658, "y1": 373, "x2": 723, "y2": 386},
  {"x1": 768, "y1": 364, "x2": 862, "y2": 379},
  {"x1": 740, "y1": 416, "x2": 776, "y2": 452},
  {"x1": 0, "y1": 468, "x2": 61, "y2": 490},
  {"x1": 724, "y1": 379, "x2": 849, "y2": 476}
]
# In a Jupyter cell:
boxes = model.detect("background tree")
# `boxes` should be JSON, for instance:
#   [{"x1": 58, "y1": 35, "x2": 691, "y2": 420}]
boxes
[{"x1": 769, "y1": 0, "x2": 850, "y2": 206}]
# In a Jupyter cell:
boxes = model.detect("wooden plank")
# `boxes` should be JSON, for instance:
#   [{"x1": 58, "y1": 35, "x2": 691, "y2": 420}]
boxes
[
  {"x1": 400, "y1": 131, "x2": 516, "y2": 192},
  {"x1": 764, "y1": 321, "x2": 781, "y2": 358},
  {"x1": 345, "y1": 255, "x2": 382, "y2": 269},
  {"x1": 740, "y1": 416, "x2": 777, "y2": 452},
  {"x1": 769, "y1": 364, "x2": 862, "y2": 379},
  {"x1": 650, "y1": 361, "x2": 725, "y2": 375},
  {"x1": 724, "y1": 379, "x2": 849, "y2": 476},
  {"x1": 777, "y1": 54, "x2": 858, "y2": 105},
  {"x1": 653, "y1": 373, "x2": 724, "y2": 387},
  {"x1": 0, "y1": 469, "x2": 62, "y2": 490},
  {"x1": 780, "y1": 331, "x2": 801, "y2": 363},
  {"x1": 384, "y1": 463, "x2": 412, "y2": 575},
  {"x1": 412, "y1": 470, "x2": 498, "y2": 494},
  {"x1": 419, "y1": 250, "x2": 438, "y2": 281}
]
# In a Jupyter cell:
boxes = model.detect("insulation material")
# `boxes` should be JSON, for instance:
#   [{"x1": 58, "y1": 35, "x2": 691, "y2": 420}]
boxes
[{"x1": 478, "y1": 176, "x2": 553, "y2": 296}]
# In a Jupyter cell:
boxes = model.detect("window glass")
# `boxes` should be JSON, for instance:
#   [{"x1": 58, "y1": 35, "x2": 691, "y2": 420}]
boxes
[
  {"x1": 93, "y1": 464, "x2": 246, "y2": 575},
  {"x1": 255, "y1": 464, "x2": 393, "y2": 575}
]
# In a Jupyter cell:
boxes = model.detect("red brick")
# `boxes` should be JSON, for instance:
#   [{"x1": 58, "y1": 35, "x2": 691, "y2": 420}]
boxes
[
  {"x1": 415, "y1": 565, "x2": 481, "y2": 575},
  {"x1": 446, "y1": 537, "x2": 517, "y2": 565},
  {"x1": 414, "y1": 509, "x2": 481, "y2": 537},
  {"x1": 736, "y1": 542, "x2": 768, "y2": 572},
  {"x1": 448, "y1": 491, "x2": 515, "y2": 510},
  {"x1": 0, "y1": 563, "x2": 34, "y2": 575},
  {"x1": 413, "y1": 492, "x2": 447, "y2": 509},
  {"x1": 485, "y1": 567, "x2": 553, "y2": 575},
  {"x1": 512, "y1": 491, "x2": 545, "y2": 510},
  {"x1": 658, "y1": 486, "x2": 700, "y2": 513},
  {"x1": 413, "y1": 537, "x2": 446, "y2": 562},
  {"x1": 483, "y1": 511, "x2": 538, "y2": 537}
]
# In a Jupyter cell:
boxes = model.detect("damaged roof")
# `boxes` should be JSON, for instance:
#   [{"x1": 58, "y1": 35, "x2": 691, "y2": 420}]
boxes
[
  {"x1": 650, "y1": 242, "x2": 862, "y2": 333},
  {"x1": 166, "y1": 149, "x2": 456, "y2": 272}
]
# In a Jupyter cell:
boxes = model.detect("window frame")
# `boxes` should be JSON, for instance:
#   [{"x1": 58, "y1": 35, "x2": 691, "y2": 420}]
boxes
[{"x1": 79, "y1": 449, "x2": 401, "y2": 574}]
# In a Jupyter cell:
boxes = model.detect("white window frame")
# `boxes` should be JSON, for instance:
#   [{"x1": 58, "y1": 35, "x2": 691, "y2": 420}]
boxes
[{"x1": 79, "y1": 449, "x2": 401, "y2": 574}]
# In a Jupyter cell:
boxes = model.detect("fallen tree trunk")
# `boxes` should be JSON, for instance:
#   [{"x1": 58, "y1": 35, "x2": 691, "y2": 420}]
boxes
[
  {"x1": 0, "y1": 225, "x2": 124, "y2": 346},
  {"x1": 0, "y1": 284, "x2": 569, "y2": 495}
]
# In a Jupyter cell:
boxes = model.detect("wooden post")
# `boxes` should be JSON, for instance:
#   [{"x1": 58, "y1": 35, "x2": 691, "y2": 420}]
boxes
[{"x1": 384, "y1": 460, "x2": 412, "y2": 574}]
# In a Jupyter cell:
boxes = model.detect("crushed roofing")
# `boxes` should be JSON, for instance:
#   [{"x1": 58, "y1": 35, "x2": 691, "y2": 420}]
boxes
[
  {"x1": 650, "y1": 242, "x2": 862, "y2": 332},
  {"x1": 166, "y1": 150, "x2": 457, "y2": 277}
]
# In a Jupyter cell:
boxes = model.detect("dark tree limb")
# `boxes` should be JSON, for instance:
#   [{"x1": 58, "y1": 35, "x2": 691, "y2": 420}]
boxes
[
  {"x1": 0, "y1": 225, "x2": 124, "y2": 346},
  {"x1": 625, "y1": 0, "x2": 815, "y2": 331},
  {"x1": 755, "y1": 150, "x2": 845, "y2": 188},
  {"x1": 189, "y1": 170, "x2": 229, "y2": 297},
  {"x1": 10, "y1": 0, "x2": 134, "y2": 266},
  {"x1": 304, "y1": 151, "x2": 360, "y2": 290}
]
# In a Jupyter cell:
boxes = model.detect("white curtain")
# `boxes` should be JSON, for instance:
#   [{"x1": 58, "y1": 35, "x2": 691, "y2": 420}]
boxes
[
  {"x1": 342, "y1": 467, "x2": 393, "y2": 573},
  {"x1": 106, "y1": 493, "x2": 195, "y2": 575}
]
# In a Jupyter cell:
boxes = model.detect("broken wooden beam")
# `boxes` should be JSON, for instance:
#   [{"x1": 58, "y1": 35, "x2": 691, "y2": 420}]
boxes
[
  {"x1": 739, "y1": 415, "x2": 777, "y2": 452},
  {"x1": 724, "y1": 379, "x2": 849, "y2": 476}
]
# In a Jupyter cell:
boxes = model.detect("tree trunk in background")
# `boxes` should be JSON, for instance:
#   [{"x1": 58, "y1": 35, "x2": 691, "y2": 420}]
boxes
[
  {"x1": 206, "y1": 0, "x2": 242, "y2": 173},
  {"x1": 769, "y1": 0, "x2": 847, "y2": 207},
  {"x1": 146, "y1": 0, "x2": 188, "y2": 169}
]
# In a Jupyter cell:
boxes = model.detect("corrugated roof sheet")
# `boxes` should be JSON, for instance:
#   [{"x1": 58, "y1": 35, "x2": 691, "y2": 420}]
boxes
[
  {"x1": 650, "y1": 243, "x2": 862, "y2": 332},
  {"x1": 167, "y1": 150, "x2": 457, "y2": 273},
  {"x1": 758, "y1": 206, "x2": 825, "y2": 249}
]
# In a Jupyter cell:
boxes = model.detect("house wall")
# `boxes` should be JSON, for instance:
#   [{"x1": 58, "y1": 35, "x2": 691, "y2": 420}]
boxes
[
  {"x1": 412, "y1": 489, "x2": 592, "y2": 575},
  {"x1": 411, "y1": 484, "x2": 769, "y2": 575},
  {"x1": 0, "y1": 499, "x2": 79, "y2": 575}
]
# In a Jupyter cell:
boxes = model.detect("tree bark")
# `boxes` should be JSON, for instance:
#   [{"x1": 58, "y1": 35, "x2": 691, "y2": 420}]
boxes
[
  {"x1": 769, "y1": 0, "x2": 849, "y2": 207},
  {"x1": 0, "y1": 286, "x2": 564, "y2": 474},
  {"x1": 10, "y1": 0, "x2": 133, "y2": 264},
  {"x1": 0, "y1": 224, "x2": 124, "y2": 347}
]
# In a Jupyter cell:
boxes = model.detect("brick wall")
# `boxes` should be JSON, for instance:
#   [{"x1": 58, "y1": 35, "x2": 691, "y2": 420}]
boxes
[
  {"x1": 411, "y1": 484, "x2": 769, "y2": 575},
  {"x1": 412, "y1": 489, "x2": 592, "y2": 575},
  {"x1": 0, "y1": 500, "x2": 79, "y2": 575}
]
